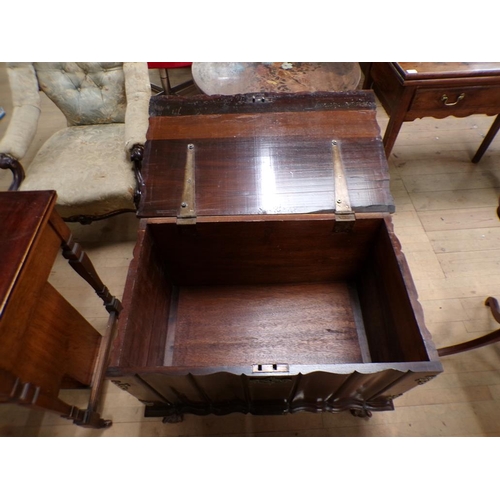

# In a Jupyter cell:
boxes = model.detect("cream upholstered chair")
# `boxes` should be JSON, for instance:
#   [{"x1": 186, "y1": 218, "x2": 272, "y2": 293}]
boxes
[{"x1": 0, "y1": 62, "x2": 151, "y2": 222}]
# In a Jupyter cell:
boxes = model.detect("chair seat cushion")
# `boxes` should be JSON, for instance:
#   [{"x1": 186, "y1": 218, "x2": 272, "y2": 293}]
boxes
[{"x1": 20, "y1": 123, "x2": 136, "y2": 217}]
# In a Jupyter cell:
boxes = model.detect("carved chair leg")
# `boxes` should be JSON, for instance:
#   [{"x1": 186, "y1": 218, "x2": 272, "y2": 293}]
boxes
[{"x1": 438, "y1": 297, "x2": 500, "y2": 357}]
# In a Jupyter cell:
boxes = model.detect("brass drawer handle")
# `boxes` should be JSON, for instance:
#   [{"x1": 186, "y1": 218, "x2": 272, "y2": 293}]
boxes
[{"x1": 441, "y1": 93, "x2": 465, "y2": 106}]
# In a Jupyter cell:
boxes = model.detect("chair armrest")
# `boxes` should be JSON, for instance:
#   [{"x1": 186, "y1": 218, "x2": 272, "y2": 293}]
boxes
[
  {"x1": 0, "y1": 153, "x2": 25, "y2": 190},
  {"x1": 0, "y1": 63, "x2": 41, "y2": 160},
  {"x1": 123, "y1": 62, "x2": 151, "y2": 152}
]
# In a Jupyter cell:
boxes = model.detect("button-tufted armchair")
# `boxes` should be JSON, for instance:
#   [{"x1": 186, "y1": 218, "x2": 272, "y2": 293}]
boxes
[{"x1": 0, "y1": 62, "x2": 151, "y2": 223}]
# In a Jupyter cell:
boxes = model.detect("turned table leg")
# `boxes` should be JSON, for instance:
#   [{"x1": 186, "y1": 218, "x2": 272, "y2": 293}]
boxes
[
  {"x1": 46, "y1": 209, "x2": 122, "y2": 427},
  {"x1": 382, "y1": 87, "x2": 415, "y2": 158}
]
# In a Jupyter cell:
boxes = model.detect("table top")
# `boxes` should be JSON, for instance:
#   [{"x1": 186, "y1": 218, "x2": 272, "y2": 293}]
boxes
[
  {"x1": 192, "y1": 62, "x2": 361, "y2": 95},
  {"x1": 393, "y1": 62, "x2": 500, "y2": 81},
  {"x1": 140, "y1": 91, "x2": 394, "y2": 218},
  {"x1": 0, "y1": 190, "x2": 56, "y2": 318}
]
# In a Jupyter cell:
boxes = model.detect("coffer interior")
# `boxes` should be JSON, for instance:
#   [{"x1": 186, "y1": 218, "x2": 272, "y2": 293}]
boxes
[{"x1": 117, "y1": 216, "x2": 430, "y2": 369}]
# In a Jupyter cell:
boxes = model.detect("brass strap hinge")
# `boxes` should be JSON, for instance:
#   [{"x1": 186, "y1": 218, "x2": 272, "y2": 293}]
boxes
[
  {"x1": 332, "y1": 139, "x2": 356, "y2": 232},
  {"x1": 177, "y1": 143, "x2": 197, "y2": 225}
]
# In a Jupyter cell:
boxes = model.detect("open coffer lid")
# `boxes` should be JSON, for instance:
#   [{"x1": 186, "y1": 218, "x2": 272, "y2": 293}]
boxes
[{"x1": 138, "y1": 91, "x2": 395, "y2": 223}]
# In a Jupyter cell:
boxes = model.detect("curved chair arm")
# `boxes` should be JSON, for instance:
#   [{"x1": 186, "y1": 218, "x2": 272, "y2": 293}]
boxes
[
  {"x1": 123, "y1": 62, "x2": 151, "y2": 152},
  {"x1": 438, "y1": 328, "x2": 500, "y2": 357},
  {"x1": 0, "y1": 153, "x2": 26, "y2": 190},
  {"x1": 0, "y1": 63, "x2": 41, "y2": 161},
  {"x1": 438, "y1": 297, "x2": 500, "y2": 357}
]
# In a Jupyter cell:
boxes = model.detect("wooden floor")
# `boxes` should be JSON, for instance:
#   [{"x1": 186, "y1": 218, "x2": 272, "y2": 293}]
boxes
[{"x1": 1, "y1": 64, "x2": 500, "y2": 436}]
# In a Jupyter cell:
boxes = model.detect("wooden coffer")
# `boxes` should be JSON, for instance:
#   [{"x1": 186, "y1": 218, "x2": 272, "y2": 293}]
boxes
[{"x1": 107, "y1": 92, "x2": 443, "y2": 420}]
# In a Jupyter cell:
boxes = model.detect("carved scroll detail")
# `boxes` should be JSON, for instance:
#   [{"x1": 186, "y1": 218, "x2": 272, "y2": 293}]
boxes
[
  {"x1": 0, "y1": 153, "x2": 25, "y2": 191},
  {"x1": 130, "y1": 144, "x2": 144, "y2": 206}
]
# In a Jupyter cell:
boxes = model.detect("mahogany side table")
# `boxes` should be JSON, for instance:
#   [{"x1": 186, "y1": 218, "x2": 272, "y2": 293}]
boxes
[
  {"x1": 0, "y1": 191, "x2": 122, "y2": 428},
  {"x1": 362, "y1": 62, "x2": 500, "y2": 158}
]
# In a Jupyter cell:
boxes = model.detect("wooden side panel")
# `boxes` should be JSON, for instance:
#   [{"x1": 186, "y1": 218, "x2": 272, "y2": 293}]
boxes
[
  {"x1": 110, "y1": 222, "x2": 172, "y2": 369},
  {"x1": 150, "y1": 217, "x2": 382, "y2": 286},
  {"x1": 6, "y1": 282, "x2": 100, "y2": 395},
  {"x1": 131, "y1": 369, "x2": 431, "y2": 416},
  {"x1": 0, "y1": 219, "x2": 62, "y2": 373},
  {"x1": 368, "y1": 62, "x2": 407, "y2": 115},
  {"x1": 358, "y1": 218, "x2": 433, "y2": 363}
]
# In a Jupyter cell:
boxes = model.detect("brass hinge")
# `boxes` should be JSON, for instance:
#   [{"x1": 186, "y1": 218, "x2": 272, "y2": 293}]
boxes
[
  {"x1": 177, "y1": 143, "x2": 197, "y2": 225},
  {"x1": 332, "y1": 140, "x2": 356, "y2": 233}
]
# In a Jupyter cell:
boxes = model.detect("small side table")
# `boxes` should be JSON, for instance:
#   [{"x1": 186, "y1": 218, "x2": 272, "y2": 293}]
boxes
[
  {"x1": 192, "y1": 62, "x2": 361, "y2": 95},
  {"x1": 0, "y1": 191, "x2": 122, "y2": 428},
  {"x1": 363, "y1": 62, "x2": 500, "y2": 158}
]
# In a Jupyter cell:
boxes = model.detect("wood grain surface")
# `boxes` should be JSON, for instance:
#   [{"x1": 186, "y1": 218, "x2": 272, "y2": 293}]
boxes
[
  {"x1": 171, "y1": 282, "x2": 363, "y2": 367},
  {"x1": 140, "y1": 92, "x2": 394, "y2": 217}
]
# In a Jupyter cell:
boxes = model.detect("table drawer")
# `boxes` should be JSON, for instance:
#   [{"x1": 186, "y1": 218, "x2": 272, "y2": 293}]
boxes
[{"x1": 408, "y1": 85, "x2": 500, "y2": 119}]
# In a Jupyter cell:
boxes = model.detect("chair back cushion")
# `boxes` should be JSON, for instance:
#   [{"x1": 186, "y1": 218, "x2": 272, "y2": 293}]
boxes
[{"x1": 33, "y1": 62, "x2": 127, "y2": 125}]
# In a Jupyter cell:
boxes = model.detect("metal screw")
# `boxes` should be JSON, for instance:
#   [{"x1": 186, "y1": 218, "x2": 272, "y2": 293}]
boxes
[
  {"x1": 187, "y1": 144, "x2": 194, "y2": 150},
  {"x1": 181, "y1": 202, "x2": 187, "y2": 208}
]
